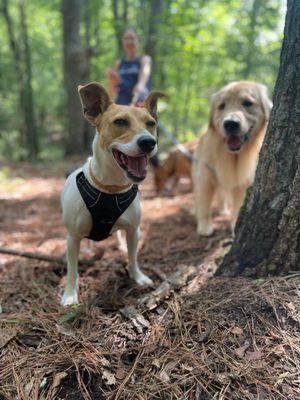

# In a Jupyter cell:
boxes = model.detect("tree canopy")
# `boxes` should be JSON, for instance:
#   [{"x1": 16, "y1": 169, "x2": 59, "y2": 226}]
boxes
[{"x1": 0, "y1": 0, "x2": 285, "y2": 160}]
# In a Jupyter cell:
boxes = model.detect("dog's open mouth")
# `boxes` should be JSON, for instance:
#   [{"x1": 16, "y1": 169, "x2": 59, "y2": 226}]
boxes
[
  {"x1": 226, "y1": 136, "x2": 244, "y2": 152},
  {"x1": 112, "y1": 149, "x2": 148, "y2": 182}
]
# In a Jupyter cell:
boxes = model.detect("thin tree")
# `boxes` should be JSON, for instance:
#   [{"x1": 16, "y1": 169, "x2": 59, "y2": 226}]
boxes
[
  {"x1": 62, "y1": 0, "x2": 89, "y2": 155},
  {"x1": 1, "y1": 0, "x2": 38, "y2": 160},
  {"x1": 112, "y1": 0, "x2": 128, "y2": 56},
  {"x1": 145, "y1": 0, "x2": 165, "y2": 76},
  {"x1": 217, "y1": 0, "x2": 300, "y2": 277}
]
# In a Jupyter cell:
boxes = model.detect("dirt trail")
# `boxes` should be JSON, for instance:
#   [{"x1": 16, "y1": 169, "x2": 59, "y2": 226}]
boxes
[{"x1": 0, "y1": 163, "x2": 298, "y2": 400}]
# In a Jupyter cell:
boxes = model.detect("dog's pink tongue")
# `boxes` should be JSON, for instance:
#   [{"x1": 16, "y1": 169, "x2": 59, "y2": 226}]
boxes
[
  {"x1": 227, "y1": 136, "x2": 242, "y2": 151},
  {"x1": 127, "y1": 155, "x2": 148, "y2": 178}
]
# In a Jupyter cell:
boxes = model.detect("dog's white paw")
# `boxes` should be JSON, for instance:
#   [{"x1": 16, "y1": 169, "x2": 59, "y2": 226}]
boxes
[
  {"x1": 197, "y1": 221, "x2": 214, "y2": 236},
  {"x1": 130, "y1": 269, "x2": 153, "y2": 286},
  {"x1": 220, "y1": 205, "x2": 231, "y2": 216},
  {"x1": 61, "y1": 291, "x2": 79, "y2": 306}
]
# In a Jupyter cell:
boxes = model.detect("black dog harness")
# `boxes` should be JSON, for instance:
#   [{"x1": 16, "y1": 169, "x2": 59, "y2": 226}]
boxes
[{"x1": 76, "y1": 171, "x2": 138, "y2": 241}]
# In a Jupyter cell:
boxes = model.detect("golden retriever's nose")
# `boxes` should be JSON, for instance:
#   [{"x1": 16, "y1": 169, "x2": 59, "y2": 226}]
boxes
[
  {"x1": 137, "y1": 136, "x2": 156, "y2": 153},
  {"x1": 223, "y1": 119, "x2": 240, "y2": 134}
]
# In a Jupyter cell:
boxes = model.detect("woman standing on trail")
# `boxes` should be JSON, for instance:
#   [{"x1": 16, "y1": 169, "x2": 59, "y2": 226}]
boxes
[{"x1": 107, "y1": 28, "x2": 152, "y2": 106}]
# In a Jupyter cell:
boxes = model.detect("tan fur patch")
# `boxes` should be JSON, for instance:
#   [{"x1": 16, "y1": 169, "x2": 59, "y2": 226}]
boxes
[
  {"x1": 95, "y1": 105, "x2": 157, "y2": 149},
  {"x1": 193, "y1": 81, "x2": 272, "y2": 235}
]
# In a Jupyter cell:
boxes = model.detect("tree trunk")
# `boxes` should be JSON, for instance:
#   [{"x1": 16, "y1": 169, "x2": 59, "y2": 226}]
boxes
[
  {"x1": 217, "y1": 0, "x2": 300, "y2": 278},
  {"x1": 20, "y1": 0, "x2": 39, "y2": 160},
  {"x1": 145, "y1": 0, "x2": 164, "y2": 73},
  {"x1": 2, "y1": 0, "x2": 38, "y2": 160},
  {"x1": 62, "y1": 0, "x2": 89, "y2": 155},
  {"x1": 82, "y1": 0, "x2": 95, "y2": 152},
  {"x1": 242, "y1": 0, "x2": 261, "y2": 79},
  {"x1": 112, "y1": 0, "x2": 128, "y2": 56}
]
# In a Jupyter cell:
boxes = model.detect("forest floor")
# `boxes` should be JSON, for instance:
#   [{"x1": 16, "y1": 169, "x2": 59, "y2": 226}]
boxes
[{"x1": 0, "y1": 160, "x2": 299, "y2": 400}]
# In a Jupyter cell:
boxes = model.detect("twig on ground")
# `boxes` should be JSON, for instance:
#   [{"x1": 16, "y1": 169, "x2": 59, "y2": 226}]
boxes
[{"x1": 0, "y1": 246, "x2": 95, "y2": 266}]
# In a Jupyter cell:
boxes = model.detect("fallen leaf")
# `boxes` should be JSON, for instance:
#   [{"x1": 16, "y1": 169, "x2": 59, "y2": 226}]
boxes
[
  {"x1": 102, "y1": 369, "x2": 116, "y2": 386},
  {"x1": 159, "y1": 360, "x2": 177, "y2": 382},
  {"x1": 159, "y1": 370, "x2": 170, "y2": 383},
  {"x1": 214, "y1": 372, "x2": 232, "y2": 385},
  {"x1": 56, "y1": 323, "x2": 76, "y2": 337},
  {"x1": 99, "y1": 357, "x2": 110, "y2": 367},
  {"x1": 115, "y1": 368, "x2": 126, "y2": 380},
  {"x1": 235, "y1": 346, "x2": 246, "y2": 358},
  {"x1": 152, "y1": 358, "x2": 160, "y2": 369},
  {"x1": 24, "y1": 377, "x2": 35, "y2": 397},
  {"x1": 231, "y1": 326, "x2": 244, "y2": 336},
  {"x1": 245, "y1": 350, "x2": 262, "y2": 361},
  {"x1": 51, "y1": 372, "x2": 68, "y2": 389},
  {"x1": 0, "y1": 329, "x2": 17, "y2": 349},
  {"x1": 130, "y1": 313, "x2": 150, "y2": 334}
]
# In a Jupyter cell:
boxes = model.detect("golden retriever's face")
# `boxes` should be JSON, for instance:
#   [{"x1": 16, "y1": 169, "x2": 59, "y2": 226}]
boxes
[{"x1": 209, "y1": 81, "x2": 272, "y2": 152}]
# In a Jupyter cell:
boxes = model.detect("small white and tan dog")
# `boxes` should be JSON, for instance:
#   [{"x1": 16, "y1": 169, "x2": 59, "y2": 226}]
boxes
[{"x1": 61, "y1": 82, "x2": 165, "y2": 306}]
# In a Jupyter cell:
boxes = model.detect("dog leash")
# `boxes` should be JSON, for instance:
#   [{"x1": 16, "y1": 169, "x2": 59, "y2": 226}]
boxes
[{"x1": 157, "y1": 121, "x2": 195, "y2": 162}]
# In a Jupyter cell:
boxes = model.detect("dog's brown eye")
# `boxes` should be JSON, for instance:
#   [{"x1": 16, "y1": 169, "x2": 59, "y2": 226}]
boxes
[
  {"x1": 218, "y1": 103, "x2": 225, "y2": 111},
  {"x1": 114, "y1": 118, "x2": 129, "y2": 126},
  {"x1": 242, "y1": 100, "x2": 253, "y2": 107},
  {"x1": 146, "y1": 120, "x2": 156, "y2": 128}
]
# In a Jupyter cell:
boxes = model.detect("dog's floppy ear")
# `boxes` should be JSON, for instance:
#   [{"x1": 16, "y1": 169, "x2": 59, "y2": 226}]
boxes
[
  {"x1": 78, "y1": 82, "x2": 113, "y2": 125},
  {"x1": 258, "y1": 84, "x2": 273, "y2": 121},
  {"x1": 208, "y1": 92, "x2": 218, "y2": 131},
  {"x1": 144, "y1": 91, "x2": 167, "y2": 119}
]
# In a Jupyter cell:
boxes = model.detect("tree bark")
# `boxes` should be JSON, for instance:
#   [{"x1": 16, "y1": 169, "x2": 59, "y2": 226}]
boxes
[
  {"x1": 217, "y1": 0, "x2": 300, "y2": 278},
  {"x1": 242, "y1": 0, "x2": 261, "y2": 79},
  {"x1": 62, "y1": 0, "x2": 90, "y2": 155},
  {"x1": 145, "y1": 0, "x2": 164, "y2": 73},
  {"x1": 20, "y1": 0, "x2": 39, "y2": 160},
  {"x1": 1, "y1": 0, "x2": 38, "y2": 160},
  {"x1": 112, "y1": 0, "x2": 128, "y2": 56}
]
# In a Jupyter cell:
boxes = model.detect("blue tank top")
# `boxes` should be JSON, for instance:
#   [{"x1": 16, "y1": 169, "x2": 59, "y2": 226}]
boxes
[{"x1": 116, "y1": 58, "x2": 151, "y2": 105}]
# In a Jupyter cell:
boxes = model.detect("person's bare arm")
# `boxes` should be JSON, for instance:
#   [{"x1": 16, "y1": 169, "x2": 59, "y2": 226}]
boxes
[
  {"x1": 106, "y1": 60, "x2": 121, "y2": 95},
  {"x1": 132, "y1": 55, "x2": 152, "y2": 104}
]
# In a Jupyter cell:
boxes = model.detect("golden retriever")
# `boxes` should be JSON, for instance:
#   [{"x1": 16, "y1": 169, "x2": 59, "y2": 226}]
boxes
[{"x1": 193, "y1": 81, "x2": 272, "y2": 236}]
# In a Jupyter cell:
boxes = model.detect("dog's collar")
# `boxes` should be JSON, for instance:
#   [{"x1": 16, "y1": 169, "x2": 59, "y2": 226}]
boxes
[{"x1": 88, "y1": 162, "x2": 133, "y2": 194}]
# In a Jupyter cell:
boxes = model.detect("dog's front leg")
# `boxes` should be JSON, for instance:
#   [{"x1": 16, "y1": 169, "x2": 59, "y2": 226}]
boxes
[
  {"x1": 126, "y1": 227, "x2": 153, "y2": 285},
  {"x1": 61, "y1": 235, "x2": 80, "y2": 306},
  {"x1": 195, "y1": 174, "x2": 215, "y2": 236}
]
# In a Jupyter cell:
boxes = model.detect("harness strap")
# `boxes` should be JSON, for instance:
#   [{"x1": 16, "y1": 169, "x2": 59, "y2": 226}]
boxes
[
  {"x1": 76, "y1": 171, "x2": 138, "y2": 241},
  {"x1": 158, "y1": 121, "x2": 195, "y2": 162}
]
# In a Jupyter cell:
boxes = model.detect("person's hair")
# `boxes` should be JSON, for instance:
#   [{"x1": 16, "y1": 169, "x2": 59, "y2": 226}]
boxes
[{"x1": 122, "y1": 27, "x2": 138, "y2": 39}]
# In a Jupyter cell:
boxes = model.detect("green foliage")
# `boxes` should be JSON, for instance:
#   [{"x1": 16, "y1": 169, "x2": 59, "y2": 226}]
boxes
[{"x1": 0, "y1": 0, "x2": 285, "y2": 160}]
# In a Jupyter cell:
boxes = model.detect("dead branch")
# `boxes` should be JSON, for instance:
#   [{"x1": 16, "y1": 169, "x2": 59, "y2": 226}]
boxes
[{"x1": 0, "y1": 246, "x2": 94, "y2": 266}]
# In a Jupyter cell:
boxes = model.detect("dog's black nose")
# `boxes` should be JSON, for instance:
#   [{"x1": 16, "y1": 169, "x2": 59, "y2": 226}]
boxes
[
  {"x1": 137, "y1": 136, "x2": 156, "y2": 153},
  {"x1": 223, "y1": 119, "x2": 240, "y2": 134}
]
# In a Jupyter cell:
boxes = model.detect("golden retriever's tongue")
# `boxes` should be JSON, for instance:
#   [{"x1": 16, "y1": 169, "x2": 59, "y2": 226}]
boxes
[
  {"x1": 227, "y1": 136, "x2": 242, "y2": 151},
  {"x1": 127, "y1": 155, "x2": 148, "y2": 178}
]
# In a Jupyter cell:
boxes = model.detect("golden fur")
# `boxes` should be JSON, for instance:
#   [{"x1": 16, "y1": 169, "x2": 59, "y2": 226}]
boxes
[{"x1": 193, "y1": 81, "x2": 272, "y2": 236}]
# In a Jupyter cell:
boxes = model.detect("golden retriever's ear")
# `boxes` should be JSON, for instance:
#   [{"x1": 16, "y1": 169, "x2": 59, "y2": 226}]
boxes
[
  {"x1": 258, "y1": 84, "x2": 273, "y2": 121},
  {"x1": 78, "y1": 82, "x2": 113, "y2": 125},
  {"x1": 144, "y1": 91, "x2": 167, "y2": 119},
  {"x1": 208, "y1": 92, "x2": 218, "y2": 131}
]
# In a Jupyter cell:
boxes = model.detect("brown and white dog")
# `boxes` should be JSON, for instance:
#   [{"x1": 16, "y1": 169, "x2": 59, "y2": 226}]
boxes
[
  {"x1": 61, "y1": 82, "x2": 165, "y2": 305},
  {"x1": 154, "y1": 139, "x2": 198, "y2": 194},
  {"x1": 193, "y1": 81, "x2": 272, "y2": 236}
]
